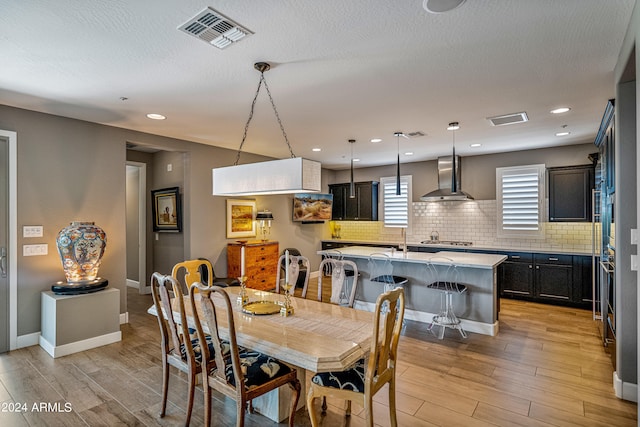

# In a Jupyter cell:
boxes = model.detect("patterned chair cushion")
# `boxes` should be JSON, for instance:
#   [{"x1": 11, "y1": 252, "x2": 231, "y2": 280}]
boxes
[
  {"x1": 311, "y1": 358, "x2": 366, "y2": 393},
  {"x1": 180, "y1": 328, "x2": 232, "y2": 364},
  {"x1": 208, "y1": 350, "x2": 292, "y2": 390}
]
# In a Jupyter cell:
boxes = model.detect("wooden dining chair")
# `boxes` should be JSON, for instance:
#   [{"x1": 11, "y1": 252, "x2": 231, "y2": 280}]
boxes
[
  {"x1": 150, "y1": 272, "x2": 210, "y2": 426},
  {"x1": 189, "y1": 283, "x2": 302, "y2": 427},
  {"x1": 306, "y1": 287, "x2": 406, "y2": 427},
  {"x1": 172, "y1": 259, "x2": 239, "y2": 294},
  {"x1": 275, "y1": 253, "x2": 311, "y2": 297}
]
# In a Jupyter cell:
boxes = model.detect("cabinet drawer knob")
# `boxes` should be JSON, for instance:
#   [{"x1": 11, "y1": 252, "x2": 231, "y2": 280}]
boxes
[
  {"x1": 549, "y1": 257, "x2": 559, "y2": 261},
  {"x1": 529, "y1": 265, "x2": 532, "y2": 269},
  {"x1": 536, "y1": 266, "x2": 540, "y2": 269},
  {"x1": 512, "y1": 256, "x2": 520, "y2": 259}
]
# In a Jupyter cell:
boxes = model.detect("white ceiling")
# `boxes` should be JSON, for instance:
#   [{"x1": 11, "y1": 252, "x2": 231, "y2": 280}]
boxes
[{"x1": 0, "y1": 1, "x2": 634, "y2": 169}]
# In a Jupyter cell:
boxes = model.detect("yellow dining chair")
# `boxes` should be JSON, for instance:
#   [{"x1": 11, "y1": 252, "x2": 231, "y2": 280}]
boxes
[
  {"x1": 306, "y1": 286, "x2": 406, "y2": 427},
  {"x1": 189, "y1": 283, "x2": 301, "y2": 427},
  {"x1": 150, "y1": 272, "x2": 210, "y2": 426},
  {"x1": 172, "y1": 258, "x2": 239, "y2": 294}
]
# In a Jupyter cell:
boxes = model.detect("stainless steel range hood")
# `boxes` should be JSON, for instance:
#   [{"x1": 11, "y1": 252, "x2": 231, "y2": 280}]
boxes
[{"x1": 420, "y1": 155, "x2": 474, "y2": 201}]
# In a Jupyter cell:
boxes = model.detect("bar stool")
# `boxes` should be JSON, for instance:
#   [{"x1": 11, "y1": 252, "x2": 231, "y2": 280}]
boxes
[
  {"x1": 368, "y1": 253, "x2": 408, "y2": 318},
  {"x1": 425, "y1": 256, "x2": 468, "y2": 339}
]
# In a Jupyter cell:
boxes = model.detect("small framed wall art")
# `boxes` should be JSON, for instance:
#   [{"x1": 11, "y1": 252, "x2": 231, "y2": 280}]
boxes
[
  {"x1": 151, "y1": 187, "x2": 182, "y2": 232},
  {"x1": 226, "y1": 199, "x2": 256, "y2": 238}
]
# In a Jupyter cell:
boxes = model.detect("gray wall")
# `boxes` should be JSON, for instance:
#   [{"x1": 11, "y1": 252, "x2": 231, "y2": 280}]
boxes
[
  {"x1": 330, "y1": 143, "x2": 596, "y2": 201},
  {"x1": 615, "y1": 0, "x2": 639, "y2": 400}
]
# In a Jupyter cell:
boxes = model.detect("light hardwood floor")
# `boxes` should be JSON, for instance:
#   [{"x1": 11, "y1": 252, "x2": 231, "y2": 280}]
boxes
[{"x1": 0, "y1": 284, "x2": 635, "y2": 426}]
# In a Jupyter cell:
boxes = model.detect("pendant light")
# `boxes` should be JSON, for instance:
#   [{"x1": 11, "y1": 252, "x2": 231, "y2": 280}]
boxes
[
  {"x1": 212, "y1": 62, "x2": 321, "y2": 196},
  {"x1": 394, "y1": 132, "x2": 403, "y2": 195},
  {"x1": 447, "y1": 122, "x2": 459, "y2": 192},
  {"x1": 349, "y1": 139, "x2": 356, "y2": 198}
]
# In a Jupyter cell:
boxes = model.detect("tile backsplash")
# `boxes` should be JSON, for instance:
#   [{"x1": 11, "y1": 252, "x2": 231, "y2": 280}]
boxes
[{"x1": 332, "y1": 200, "x2": 595, "y2": 252}]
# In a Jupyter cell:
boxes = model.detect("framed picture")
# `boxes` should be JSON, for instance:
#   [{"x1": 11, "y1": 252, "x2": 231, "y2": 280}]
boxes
[
  {"x1": 151, "y1": 187, "x2": 182, "y2": 232},
  {"x1": 226, "y1": 199, "x2": 256, "y2": 238}
]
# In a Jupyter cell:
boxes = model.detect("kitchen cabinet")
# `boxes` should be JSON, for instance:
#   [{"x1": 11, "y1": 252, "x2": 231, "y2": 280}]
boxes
[
  {"x1": 499, "y1": 252, "x2": 534, "y2": 297},
  {"x1": 534, "y1": 253, "x2": 573, "y2": 301},
  {"x1": 227, "y1": 241, "x2": 279, "y2": 291},
  {"x1": 499, "y1": 251, "x2": 591, "y2": 307},
  {"x1": 329, "y1": 181, "x2": 379, "y2": 221},
  {"x1": 548, "y1": 165, "x2": 594, "y2": 222}
]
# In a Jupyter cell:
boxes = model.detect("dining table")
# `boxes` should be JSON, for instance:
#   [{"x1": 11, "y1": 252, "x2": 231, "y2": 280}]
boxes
[{"x1": 147, "y1": 285, "x2": 374, "y2": 422}]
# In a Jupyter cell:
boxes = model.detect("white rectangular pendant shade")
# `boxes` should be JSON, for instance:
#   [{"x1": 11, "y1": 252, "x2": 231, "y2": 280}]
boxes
[{"x1": 213, "y1": 157, "x2": 321, "y2": 196}]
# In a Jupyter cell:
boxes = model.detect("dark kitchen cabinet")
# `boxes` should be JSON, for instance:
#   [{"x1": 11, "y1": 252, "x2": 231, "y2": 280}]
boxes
[
  {"x1": 548, "y1": 165, "x2": 594, "y2": 222},
  {"x1": 499, "y1": 252, "x2": 534, "y2": 297},
  {"x1": 534, "y1": 254, "x2": 573, "y2": 301},
  {"x1": 573, "y1": 255, "x2": 594, "y2": 308},
  {"x1": 329, "y1": 181, "x2": 379, "y2": 221}
]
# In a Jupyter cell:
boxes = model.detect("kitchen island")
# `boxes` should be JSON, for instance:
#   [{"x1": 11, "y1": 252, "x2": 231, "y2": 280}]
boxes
[{"x1": 318, "y1": 246, "x2": 507, "y2": 336}]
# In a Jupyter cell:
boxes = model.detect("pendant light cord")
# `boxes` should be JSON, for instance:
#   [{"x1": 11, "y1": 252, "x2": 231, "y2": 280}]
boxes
[{"x1": 234, "y1": 66, "x2": 296, "y2": 166}]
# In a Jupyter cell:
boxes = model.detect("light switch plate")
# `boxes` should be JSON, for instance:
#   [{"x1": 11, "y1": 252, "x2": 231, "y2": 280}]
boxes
[
  {"x1": 631, "y1": 228, "x2": 638, "y2": 245},
  {"x1": 23, "y1": 244, "x2": 48, "y2": 256},
  {"x1": 23, "y1": 225, "x2": 43, "y2": 238}
]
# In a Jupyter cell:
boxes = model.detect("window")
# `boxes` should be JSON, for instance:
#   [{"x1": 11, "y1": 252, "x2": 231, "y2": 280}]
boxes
[
  {"x1": 496, "y1": 164, "x2": 545, "y2": 238},
  {"x1": 381, "y1": 175, "x2": 412, "y2": 228}
]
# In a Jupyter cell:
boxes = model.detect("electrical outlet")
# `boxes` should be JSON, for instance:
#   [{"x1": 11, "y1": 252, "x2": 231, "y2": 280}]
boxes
[
  {"x1": 631, "y1": 228, "x2": 638, "y2": 245},
  {"x1": 23, "y1": 225, "x2": 43, "y2": 238},
  {"x1": 632, "y1": 255, "x2": 638, "y2": 272},
  {"x1": 23, "y1": 244, "x2": 48, "y2": 256}
]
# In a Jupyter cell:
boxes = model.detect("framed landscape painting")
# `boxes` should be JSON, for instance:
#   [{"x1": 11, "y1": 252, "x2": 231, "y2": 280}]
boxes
[{"x1": 226, "y1": 199, "x2": 256, "y2": 238}]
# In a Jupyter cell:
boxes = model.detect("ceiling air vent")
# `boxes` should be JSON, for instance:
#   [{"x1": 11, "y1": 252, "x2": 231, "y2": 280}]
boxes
[
  {"x1": 487, "y1": 112, "x2": 529, "y2": 126},
  {"x1": 178, "y1": 7, "x2": 253, "y2": 50}
]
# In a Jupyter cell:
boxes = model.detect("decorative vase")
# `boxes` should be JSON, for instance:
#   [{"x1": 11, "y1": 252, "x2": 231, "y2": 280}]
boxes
[{"x1": 56, "y1": 221, "x2": 107, "y2": 283}]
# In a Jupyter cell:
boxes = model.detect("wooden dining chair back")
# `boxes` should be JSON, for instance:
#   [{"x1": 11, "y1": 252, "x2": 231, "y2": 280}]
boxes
[
  {"x1": 317, "y1": 254, "x2": 359, "y2": 307},
  {"x1": 189, "y1": 283, "x2": 302, "y2": 427},
  {"x1": 172, "y1": 259, "x2": 213, "y2": 294},
  {"x1": 275, "y1": 253, "x2": 311, "y2": 297},
  {"x1": 150, "y1": 272, "x2": 203, "y2": 426},
  {"x1": 306, "y1": 286, "x2": 406, "y2": 427}
]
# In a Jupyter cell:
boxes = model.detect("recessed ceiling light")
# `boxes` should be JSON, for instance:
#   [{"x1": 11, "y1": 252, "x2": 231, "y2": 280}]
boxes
[
  {"x1": 550, "y1": 107, "x2": 571, "y2": 114},
  {"x1": 470, "y1": 143, "x2": 482, "y2": 148},
  {"x1": 404, "y1": 152, "x2": 414, "y2": 156},
  {"x1": 312, "y1": 148, "x2": 321, "y2": 152},
  {"x1": 423, "y1": 0, "x2": 466, "y2": 14},
  {"x1": 353, "y1": 158, "x2": 360, "y2": 162},
  {"x1": 370, "y1": 138, "x2": 382, "y2": 143},
  {"x1": 146, "y1": 113, "x2": 166, "y2": 120},
  {"x1": 555, "y1": 131, "x2": 571, "y2": 136}
]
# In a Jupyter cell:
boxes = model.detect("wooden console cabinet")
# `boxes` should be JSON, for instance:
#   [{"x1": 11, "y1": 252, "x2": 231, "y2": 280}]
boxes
[{"x1": 227, "y1": 241, "x2": 279, "y2": 291}]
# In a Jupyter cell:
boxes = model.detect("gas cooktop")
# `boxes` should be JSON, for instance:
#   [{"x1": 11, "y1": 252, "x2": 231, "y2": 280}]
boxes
[{"x1": 420, "y1": 240, "x2": 473, "y2": 246}]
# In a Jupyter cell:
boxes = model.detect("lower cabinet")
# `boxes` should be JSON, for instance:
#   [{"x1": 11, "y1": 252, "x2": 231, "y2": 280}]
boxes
[{"x1": 500, "y1": 252, "x2": 591, "y2": 308}]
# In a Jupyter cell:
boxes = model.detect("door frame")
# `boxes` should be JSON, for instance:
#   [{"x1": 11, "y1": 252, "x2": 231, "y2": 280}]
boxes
[
  {"x1": 126, "y1": 161, "x2": 148, "y2": 294},
  {"x1": 0, "y1": 130, "x2": 17, "y2": 350}
]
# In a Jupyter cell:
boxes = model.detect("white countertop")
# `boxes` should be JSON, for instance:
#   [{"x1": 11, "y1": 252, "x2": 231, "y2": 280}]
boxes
[
  {"x1": 322, "y1": 239, "x2": 591, "y2": 256},
  {"x1": 319, "y1": 245, "x2": 507, "y2": 269}
]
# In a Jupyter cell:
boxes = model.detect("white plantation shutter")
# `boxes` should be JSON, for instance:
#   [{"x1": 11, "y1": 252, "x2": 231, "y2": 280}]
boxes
[
  {"x1": 381, "y1": 176, "x2": 411, "y2": 228},
  {"x1": 496, "y1": 165, "x2": 545, "y2": 237}
]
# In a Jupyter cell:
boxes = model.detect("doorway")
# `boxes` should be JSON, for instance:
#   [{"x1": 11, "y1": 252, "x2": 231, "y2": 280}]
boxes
[
  {"x1": 0, "y1": 130, "x2": 16, "y2": 352},
  {"x1": 126, "y1": 162, "x2": 148, "y2": 294}
]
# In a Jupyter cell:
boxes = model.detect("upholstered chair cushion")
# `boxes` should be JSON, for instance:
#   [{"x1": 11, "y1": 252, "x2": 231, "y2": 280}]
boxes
[
  {"x1": 180, "y1": 328, "x2": 233, "y2": 364},
  {"x1": 310, "y1": 359, "x2": 366, "y2": 393},
  {"x1": 209, "y1": 350, "x2": 293, "y2": 389}
]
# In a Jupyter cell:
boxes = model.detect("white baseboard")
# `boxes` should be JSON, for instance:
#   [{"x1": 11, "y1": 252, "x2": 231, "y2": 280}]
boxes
[
  {"x1": 126, "y1": 279, "x2": 139, "y2": 289},
  {"x1": 120, "y1": 312, "x2": 129, "y2": 324},
  {"x1": 16, "y1": 332, "x2": 40, "y2": 349},
  {"x1": 353, "y1": 300, "x2": 499, "y2": 336},
  {"x1": 613, "y1": 371, "x2": 638, "y2": 402},
  {"x1": 39, "y1": 331, "x2": 122, "y2": 358}
]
